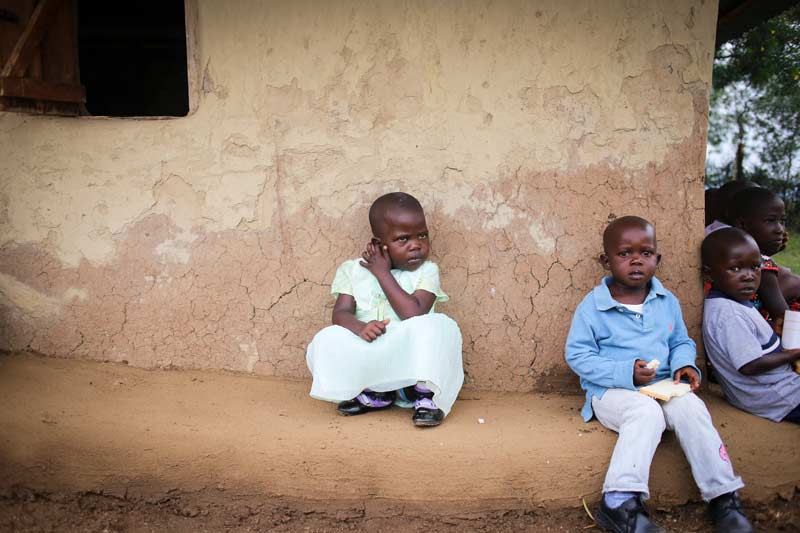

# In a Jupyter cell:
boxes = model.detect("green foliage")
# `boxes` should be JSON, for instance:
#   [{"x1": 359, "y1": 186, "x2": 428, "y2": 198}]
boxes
[
  {"x1": 707, "y1": 6, "x2": 800, "y2": 228},
  {"x1": 712, "y1": 9, "x2": 800, "y2": 93}
]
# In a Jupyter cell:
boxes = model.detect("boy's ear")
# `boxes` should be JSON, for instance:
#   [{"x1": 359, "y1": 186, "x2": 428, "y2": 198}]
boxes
[
  {"x1": 598, "y1": 253, "x2": 611, "y2": 271},
  {"x1": 656, "y1": 253, "x2": 662, "y2": 266},
  {"x1": 701, "y1": 264, "x2": 712, "y2": 282}
]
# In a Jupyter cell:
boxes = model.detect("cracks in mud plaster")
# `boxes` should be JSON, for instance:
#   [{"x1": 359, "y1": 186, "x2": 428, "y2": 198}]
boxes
[
  {"x1": 238, "y1": 168, "x2": 275, "y2": 230},
  {"x1": 620, "y1": 43, "x2": 703, "y2": 139},
  {"x1": 270, "y1": 137, "x2": 291, "y2": 259},
  {"x1": 202, "y1": 59, "x2": 228, "y2": 99},
  {"x1": 1, "y1": 20, "x2": 711, "y2": 389},
  {"x1": 108, "y1": 298, "x2": 130, "y2": 345},
  {"x1": 5, "y1": 142, "x2": 707, "y2": 388},
  {"x1": 66, "y1": 330, "x2": 85, "y2": 356},
  {"x1": 255, "y1": 279, "x2": 324, "y2": 314},
  {"x1": 223, "y1": 135, "x2": 260, "y2": 157},
  {"x1": 452, "y1": 165, "x2": 658, "y2": 381},
  {"x1": 93, "y1": 157, "x2": 282, "y2": 269}
]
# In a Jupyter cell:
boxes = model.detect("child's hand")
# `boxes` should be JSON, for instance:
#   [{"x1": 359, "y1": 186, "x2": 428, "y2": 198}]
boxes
[
  {"x1": 673, "y1": 366, "x2": 701, "y2": 391},
  {"x1": 633, "y1": 359, "x2": 656, "y2": 386},
  {"x1": 360, "y1": 242, "x2": 393, "y2": 276},
  {"x1": 359, "y1": 319, "x2": 391, "y2": 342},
  {"x1": 772, "y1": 316, "x2": 784, "y2": 336}
]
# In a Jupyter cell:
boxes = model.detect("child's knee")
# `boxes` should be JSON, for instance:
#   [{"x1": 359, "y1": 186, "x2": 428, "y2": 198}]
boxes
[
  {"x1": 662, "y1": 392, "x2": 710, "y2": 424},
  {"x1": 312, "y1": 324, "x2": 355, "y2": 345},
  {"x1": 403, "y1": 313, "x2": 462, "y2": 347},
  {"x1": 406, "y1": 312, "x2": 457, "y2": 330},
  {"x1": 624, "y1": 398, "x2": 667, "y2": 433}
]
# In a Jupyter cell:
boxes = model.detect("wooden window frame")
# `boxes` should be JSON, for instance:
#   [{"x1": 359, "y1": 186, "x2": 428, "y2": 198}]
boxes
[{"x1": 0, "y1": 0, "x2": 199, "y2": 117}]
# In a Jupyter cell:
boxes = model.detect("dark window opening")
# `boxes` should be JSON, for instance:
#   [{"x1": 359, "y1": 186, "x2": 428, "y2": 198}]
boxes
[{"x1": 78, "y1": 0, "x2": 189, "y2": 117}]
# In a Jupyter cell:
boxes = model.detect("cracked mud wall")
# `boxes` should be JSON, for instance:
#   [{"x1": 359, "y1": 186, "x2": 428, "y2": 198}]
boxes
[{"x1": 0, "y1": 0, "x2": 717, "y2": 391}]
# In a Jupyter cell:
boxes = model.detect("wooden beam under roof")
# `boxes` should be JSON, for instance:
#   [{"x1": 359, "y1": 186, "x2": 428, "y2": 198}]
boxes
[{"x1": 716, "y1": 0, "x2": 800, "y2": 48}]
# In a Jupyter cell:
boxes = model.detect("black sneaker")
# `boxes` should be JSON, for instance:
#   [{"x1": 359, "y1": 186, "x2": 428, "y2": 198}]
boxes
[
  {"x1": 595, "y1": 494, "x2": 664, "y2": 533},
  {"x1": 708, "y1": 492, "x2": 753, "y2": 533}
]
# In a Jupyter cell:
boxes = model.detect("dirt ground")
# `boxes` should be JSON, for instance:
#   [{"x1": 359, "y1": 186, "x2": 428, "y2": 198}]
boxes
[
  {"x1": 1, "y1": 487, "x2": 798, "y2": 532},
  {"x1": 1, "y1": 353, "x2": 799, "y2": 532}
]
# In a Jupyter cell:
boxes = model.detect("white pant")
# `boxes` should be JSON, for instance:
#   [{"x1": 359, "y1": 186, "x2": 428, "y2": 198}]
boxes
[{"x1": 592, "y1": 389, "x2": 744, "y2": 501}]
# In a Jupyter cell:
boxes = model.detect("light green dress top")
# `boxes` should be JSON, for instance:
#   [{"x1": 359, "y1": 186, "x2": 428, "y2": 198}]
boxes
[{"x1": 331, "y1": 259, "x2": 449, "y2": 322}]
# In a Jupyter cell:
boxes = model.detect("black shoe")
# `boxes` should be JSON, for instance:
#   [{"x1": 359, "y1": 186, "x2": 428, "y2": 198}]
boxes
[
  {"x1": 336, "y1": 391, "x2": 395, "y2": 416},
  {"x1": 595, "y1": 494, "x2": 664, "y2": 533},
  {"x1": 411, "y1": 388, "x2": 444, "y2": 427},
  {"x1": 412, "y1": 407, "x2": 444, "y2": 426},
  {"x1": 709, "y1": 492, "x2": 753, "y2": 533}
]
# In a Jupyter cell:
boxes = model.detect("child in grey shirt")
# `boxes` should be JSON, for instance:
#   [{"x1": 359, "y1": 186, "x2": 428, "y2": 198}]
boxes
[{"x1": 701, "y1": 227, "x2": 800, "y2": 423}]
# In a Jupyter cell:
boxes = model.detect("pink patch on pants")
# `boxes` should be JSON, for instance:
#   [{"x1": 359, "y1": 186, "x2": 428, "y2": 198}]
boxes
[{"x1": 719, "y1": 443, "x2": 730, "y2": 462}]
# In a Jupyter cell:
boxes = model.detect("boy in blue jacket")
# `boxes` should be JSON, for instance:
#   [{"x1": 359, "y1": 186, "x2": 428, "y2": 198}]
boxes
[{"x1": 565, "y1": 216, "x2": 751, "y2": 533}]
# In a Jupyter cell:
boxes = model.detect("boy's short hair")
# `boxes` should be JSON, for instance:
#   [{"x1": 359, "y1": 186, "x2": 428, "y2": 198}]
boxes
[
  {"x1": 602, "y1": 215, "x2": 655, "y2": 254},
  {"x1": 701, "y1": 227, "x2": 758, "y2": 268},
  {"x1": 369, "y1": 192, "x2": 424, "y2": 237},
  {"x1": 730, "y1": 188, "x2": 781, "y2": 222}
]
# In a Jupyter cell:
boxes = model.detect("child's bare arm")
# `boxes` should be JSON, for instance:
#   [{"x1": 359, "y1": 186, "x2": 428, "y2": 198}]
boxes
[
  {"x1": 360, "y1": 242, "x2": 436, "y2": 319},
  {"x1": 758, "y1": 270, "x2": 788, "y2": 327},
  {"x1": 739, "y1": 349, "x2": 800, "y2": 376},
  {"x1": 332, "y1": 294, "x2": 364, "y2": 333},
  {"x1": 778, "y1": 266, "x2": 800, "y2": 302},
  {"x1": 332, "y1": 294, "x2": 390, "y2": 342}
]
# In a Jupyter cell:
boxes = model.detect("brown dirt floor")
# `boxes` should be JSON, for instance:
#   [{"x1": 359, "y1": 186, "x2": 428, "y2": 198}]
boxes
[
  {"x1": 1, "y1": 488, "x2": 798, "y2": 532},
  {"x1": 1, "y1": 352, "x2": 799, "y2": 532}
]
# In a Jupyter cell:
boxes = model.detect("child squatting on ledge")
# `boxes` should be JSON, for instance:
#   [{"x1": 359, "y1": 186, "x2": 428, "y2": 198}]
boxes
[{"x1": 305, "y1": 192, "x2": 464, "y2": 427}]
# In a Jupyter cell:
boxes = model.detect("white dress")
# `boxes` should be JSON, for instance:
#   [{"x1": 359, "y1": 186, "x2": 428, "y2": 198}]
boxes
[{"x1": 306, "y1": 260, "x2": 464, "y2": 415}]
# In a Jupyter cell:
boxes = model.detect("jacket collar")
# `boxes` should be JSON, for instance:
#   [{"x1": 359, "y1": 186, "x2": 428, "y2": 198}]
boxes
[{"x1": 593, "y1": 276, "x2": 666, "y2": 311}]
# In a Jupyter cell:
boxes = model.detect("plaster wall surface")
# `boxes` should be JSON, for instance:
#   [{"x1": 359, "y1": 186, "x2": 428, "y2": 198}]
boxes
[{"x1": 0, "y1": 0, "x2": 716, "y2": 391}]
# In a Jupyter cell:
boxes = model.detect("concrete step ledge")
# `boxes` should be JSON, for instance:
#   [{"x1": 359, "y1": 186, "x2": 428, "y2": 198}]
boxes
[{"x1": 1, "y1": 354, "x2": 798, "y2": 510}]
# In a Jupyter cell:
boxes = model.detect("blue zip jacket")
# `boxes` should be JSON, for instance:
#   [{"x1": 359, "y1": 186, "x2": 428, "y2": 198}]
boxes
[{"x1": 565, "y1": 276, "x2": 701, "y2": 422}]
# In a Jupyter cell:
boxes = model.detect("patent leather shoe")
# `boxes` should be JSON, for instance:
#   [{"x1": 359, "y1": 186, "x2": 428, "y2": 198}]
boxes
[
  {"x1": 412, "y1": 407, "x2": 444, "y2": 426},
  {"x1": 336, "y1": 391, "x2": 394, "y2": 416}
]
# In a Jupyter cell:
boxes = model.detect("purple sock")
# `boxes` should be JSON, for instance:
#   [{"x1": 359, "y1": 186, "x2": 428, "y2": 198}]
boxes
[
  {"x1": 413, "y1": 384, "x2": 437, "y2": 409},
  {"x1": 355, "y1": 389, "x2": 392, "y2": 408},
  {"x1": 414, "y1": 397, "x2": 437, "y2": 409}
]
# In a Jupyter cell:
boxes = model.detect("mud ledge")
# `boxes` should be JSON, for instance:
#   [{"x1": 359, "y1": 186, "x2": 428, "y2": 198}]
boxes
[{"x1": 1, "y1": 353, "x2": 798, "y2": 516}]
